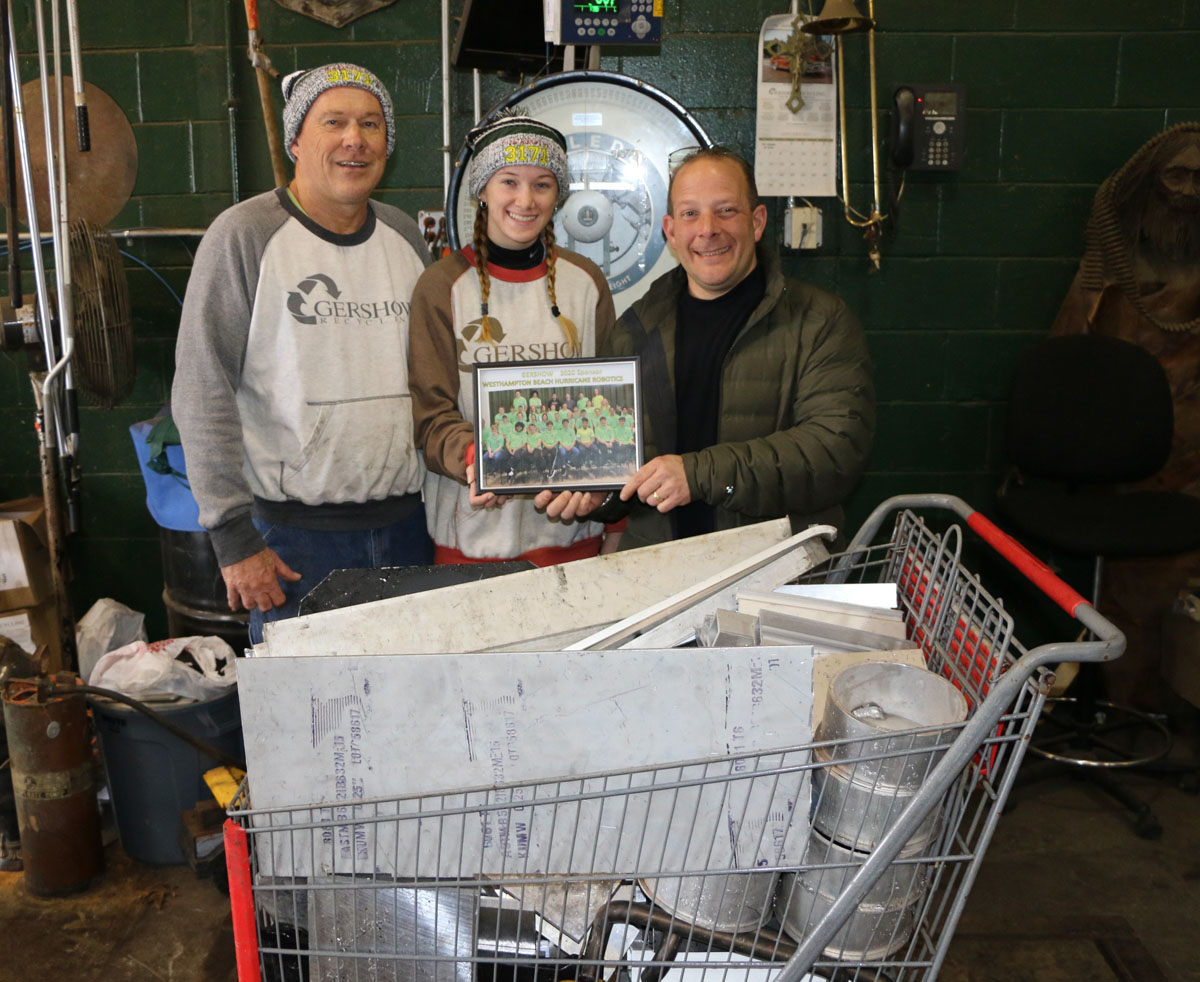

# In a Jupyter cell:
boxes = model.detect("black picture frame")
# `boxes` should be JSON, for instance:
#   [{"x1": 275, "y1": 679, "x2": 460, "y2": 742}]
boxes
[{"x1": 473, "y1": 357, "x2": 643, "y2": 495}]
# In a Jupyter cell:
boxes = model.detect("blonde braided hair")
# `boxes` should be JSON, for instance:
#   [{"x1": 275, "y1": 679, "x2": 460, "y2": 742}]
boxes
[
  {"x1": 542, "y1": 222, "x2": 580, "y2": 355},
  {"x1": 471, "y1": 204, "x2": 497, "y2": 344}
]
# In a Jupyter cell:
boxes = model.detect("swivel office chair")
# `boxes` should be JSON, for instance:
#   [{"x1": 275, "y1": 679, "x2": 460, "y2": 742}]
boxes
[{"x1": 997, "y1": 333, "x2": 1200, "y2": 838}]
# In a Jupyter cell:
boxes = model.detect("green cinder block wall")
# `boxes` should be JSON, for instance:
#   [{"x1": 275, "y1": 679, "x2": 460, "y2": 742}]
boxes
[{"x1": 0, "y1": 0, "x2": 1197, "y2": 640}]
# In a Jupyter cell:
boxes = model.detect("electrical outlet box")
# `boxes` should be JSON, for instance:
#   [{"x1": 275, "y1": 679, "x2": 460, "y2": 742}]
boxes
[{"x1": 784, "y1": 206, "x2": 822, "y2": 250}]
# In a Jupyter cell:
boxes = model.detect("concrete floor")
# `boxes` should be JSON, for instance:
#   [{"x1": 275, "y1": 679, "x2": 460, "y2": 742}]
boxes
[
  {"x1": 944, "y1": 760, "x2": 1200, "y2": 982},
  {"x1": 0, "y1": 842, "x2": 237, "y2": 982},
  {"x1": 2, "y1": 734, "x2": 1197, "y2": 982}
]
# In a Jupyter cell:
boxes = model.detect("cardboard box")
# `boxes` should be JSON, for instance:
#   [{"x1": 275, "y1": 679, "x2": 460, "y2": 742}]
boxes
[
  {"x1": 0, "y1": 597, "x2": 64, "y2": 673},
  {"x1": 0, "y1": 496, "x2": 52, "y2": 612},
  {"x1": 1163, "y1": 604, "x2": 1200, "y2": 709}
]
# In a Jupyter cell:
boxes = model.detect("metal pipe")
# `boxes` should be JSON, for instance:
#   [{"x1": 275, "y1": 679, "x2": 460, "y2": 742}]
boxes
[
  {"x1": 39, "y1": 13, "x2": 71, "y2": 469},
  {"x1": 49, "y1": 0, "x2": 77, "y2": 419},
  {"x1": 836, "y1": 36, "x2": 851, "y2": 225},
  {"x1": 10, "y1": 226, "x2": 207, "y2": 244},
  {"x1": 29, "y1": 372, "x2": 78, "y2": 672},
  {"x1": 8, "y1": 7, "x2": 77, "y2": 660},
  {"x1": 34, "y1": 0, "x2": 68, "y2": 342},
  {"x1": 40, "y1": 335, "x2": 72, "y2": 396},
  {"x1": 224, "y1": 0, "x2": 240, "y2": 203},
  {"x1": 835, "y1": 32, "x2": 882, "y2": 230},
  {"x1": 39, "y1": 0, "x2": 81, "y2": 531},
  {"x1": 639, "y1": 931, "x2": 682, "y2": 982},
  {"x1": 243, "y1": 0, "x2": 287, "y2": 187},
  {"x1": 808, "y1": 0, "x2": 884, "y2": 265},
  {"x1": 441, "y1": 0, "x2": 451, "y2": 203},
  {"x1": 112, "y1": 226, "x2": 207, "y2": 238},
  {"x1": 1, "y1": 0, "x2": 23, "y2": 307},
  {"x1": 62, "y1": 0, "x2": 86, "y2": 149},
  {"x1": 51, "y1": 0, "x2": 72, "y2": 337},
  {"x1": 7, "y1": 1, "x2": 60, "y2": 449},
  {"x1": 865, "y1": 0, "x2": 882, "y2": 223},
  {"x1": 578, "y1": 899, "x2": 796, "y2": 981}
]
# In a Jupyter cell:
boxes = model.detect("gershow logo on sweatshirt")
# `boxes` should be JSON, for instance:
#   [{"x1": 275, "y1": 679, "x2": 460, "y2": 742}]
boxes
[
  {"x1": 286, "y1": 273, "x2": 411, "y2": 326},
  {"x1": 456, "y1": 316, "x2": 577, "y2": 372}
]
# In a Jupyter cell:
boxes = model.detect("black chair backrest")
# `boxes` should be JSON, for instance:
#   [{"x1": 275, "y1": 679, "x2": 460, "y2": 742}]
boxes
[{"x1": 1005, "y1": 334, "x2": 1174, "y2": 485}]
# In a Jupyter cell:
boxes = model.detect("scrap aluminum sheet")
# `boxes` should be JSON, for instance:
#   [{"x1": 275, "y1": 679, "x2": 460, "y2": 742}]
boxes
[{"x1": 237, "y1": 647, "x2": 815, "y2": 881}]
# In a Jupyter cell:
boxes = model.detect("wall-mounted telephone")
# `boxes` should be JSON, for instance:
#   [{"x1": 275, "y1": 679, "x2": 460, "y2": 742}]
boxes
[{"x1": 889, "y1": 83, "x2": 966, "y2": 171}]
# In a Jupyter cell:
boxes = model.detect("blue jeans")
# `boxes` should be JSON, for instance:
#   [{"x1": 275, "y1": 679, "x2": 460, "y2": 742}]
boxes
[{"x1": 249, "y1": 507, "x2": 433, "y2": 644}]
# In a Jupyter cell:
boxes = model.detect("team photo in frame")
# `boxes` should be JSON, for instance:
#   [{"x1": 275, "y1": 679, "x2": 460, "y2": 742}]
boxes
[{"x1": 473, "y1": 357, "x2": 643, "y2": 495}]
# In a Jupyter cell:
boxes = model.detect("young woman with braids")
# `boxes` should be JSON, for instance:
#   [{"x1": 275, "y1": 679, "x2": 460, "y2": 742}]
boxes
[{"x1": 408, "y1": 112, "x2": 620, "y2": 565}]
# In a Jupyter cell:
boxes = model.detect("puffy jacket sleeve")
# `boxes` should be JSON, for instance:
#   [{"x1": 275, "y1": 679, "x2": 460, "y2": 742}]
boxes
[{"x1": 683, "y1": 292, "x2": 875, "y2": 520}]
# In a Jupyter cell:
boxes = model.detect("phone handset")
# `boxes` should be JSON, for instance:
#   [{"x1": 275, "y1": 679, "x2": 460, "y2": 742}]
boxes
[{"x1": 890, "y1": 86, "x2": 916, "y2": 168}]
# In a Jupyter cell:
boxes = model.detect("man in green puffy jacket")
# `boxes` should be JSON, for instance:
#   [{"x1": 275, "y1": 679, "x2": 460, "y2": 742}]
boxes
[{"x1": 540, "y1": 147, "x2": 874, "y2": 548}]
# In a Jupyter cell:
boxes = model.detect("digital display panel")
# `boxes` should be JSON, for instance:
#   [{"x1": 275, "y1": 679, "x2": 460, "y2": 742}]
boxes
[
  {"x1": 922, "y1": 90, "x2": 958, "y2": 116},
  {"x1": 575, "y1": 0, "x2": 619, "y2": 12}
]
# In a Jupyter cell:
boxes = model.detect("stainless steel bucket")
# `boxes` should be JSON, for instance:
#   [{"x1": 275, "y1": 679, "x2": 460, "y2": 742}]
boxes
[
  {"x1": 810, "y1": 743, "x2": 943, "y2": 851},
  {"x1": 780, "y1": 825, "x2": 927, "y2": 910},
  {"x1": 814, "y1": 662, "x2": 969, "y2": 788},
  {"x1": 640, "y1": 870, "x2": 778, "y2": 933},
  {"x1": 775, "y1": 868, "x2": 917, "y2": 961},
  {"x1": 811, "y1": 662, "x2": 967, "y2": 851}
]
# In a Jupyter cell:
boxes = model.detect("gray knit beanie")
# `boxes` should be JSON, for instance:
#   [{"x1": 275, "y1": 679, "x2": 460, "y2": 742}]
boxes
[
  {"x1": 467, "y1": 110, "x2": 570, "y2": 205},
  {"x1": 281, "y1": 63, "x2": 395, "y2": 162}
]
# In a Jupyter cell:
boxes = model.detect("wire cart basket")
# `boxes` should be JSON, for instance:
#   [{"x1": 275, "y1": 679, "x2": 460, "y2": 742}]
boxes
[{"x1": 224, "y1": 494, "x2": 1123, "y2": 982}]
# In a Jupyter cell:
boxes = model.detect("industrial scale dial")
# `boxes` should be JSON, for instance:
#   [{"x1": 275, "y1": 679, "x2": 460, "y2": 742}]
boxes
[{"x1": 448, "y1": 71, "x2": 712, "y2": 314}]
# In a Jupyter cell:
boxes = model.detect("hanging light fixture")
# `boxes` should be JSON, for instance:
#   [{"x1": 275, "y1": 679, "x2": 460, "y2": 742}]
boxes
[{"x1": 803, "y1": 0, "x2": 885, "y2": 267}]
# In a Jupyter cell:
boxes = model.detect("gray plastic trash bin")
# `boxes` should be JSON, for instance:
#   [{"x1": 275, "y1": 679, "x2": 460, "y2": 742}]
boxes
[{"x1": 93, "y1": 686, "x2": 243, "y2": 865}]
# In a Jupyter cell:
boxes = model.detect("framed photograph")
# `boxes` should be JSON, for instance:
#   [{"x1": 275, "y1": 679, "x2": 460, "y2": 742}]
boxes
[{"x1": 473, "y1": 357, "x2": 643, "y2": 495}]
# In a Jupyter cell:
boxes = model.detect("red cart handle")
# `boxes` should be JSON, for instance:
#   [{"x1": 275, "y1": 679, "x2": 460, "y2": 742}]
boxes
[
  {"x1": 966, "y1": 511, "x2": 1089, "y2": 617},
  {"x1": 224, "y1": 819, "x2": 262, "y2": 982}
]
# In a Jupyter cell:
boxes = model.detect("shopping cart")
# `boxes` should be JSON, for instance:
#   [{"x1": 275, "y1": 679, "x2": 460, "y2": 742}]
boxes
[{"x1": 224, "y1": 494, "x2": 1122, "y2": 982}]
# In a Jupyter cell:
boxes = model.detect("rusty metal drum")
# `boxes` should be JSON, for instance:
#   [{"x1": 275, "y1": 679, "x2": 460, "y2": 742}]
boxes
[{"x1": 2, "y1": 675, "x2": 104, "y2": 895}]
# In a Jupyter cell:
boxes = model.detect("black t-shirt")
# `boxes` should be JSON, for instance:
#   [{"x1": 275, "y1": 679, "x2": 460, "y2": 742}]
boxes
[{"x1": 672, "y1": 263, "x2": 767, "y2": 539}]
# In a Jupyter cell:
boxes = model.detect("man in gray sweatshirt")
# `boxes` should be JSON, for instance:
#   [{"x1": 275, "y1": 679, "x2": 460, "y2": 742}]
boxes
[{"x1": 172, "y1": 63, "x2": 433, "y2": 644}]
